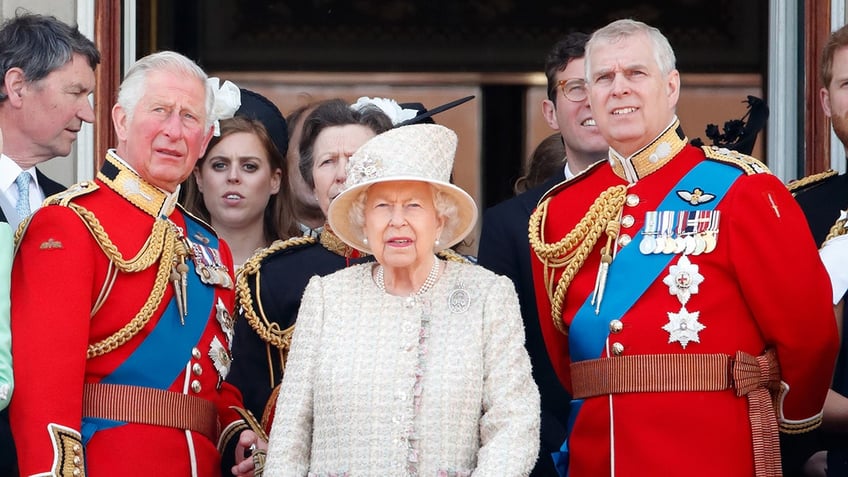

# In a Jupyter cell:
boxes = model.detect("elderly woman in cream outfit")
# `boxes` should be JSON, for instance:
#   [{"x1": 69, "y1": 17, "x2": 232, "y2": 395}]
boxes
[{"x1": 264, "y1": 123, "x2": 540, "y2": 477}]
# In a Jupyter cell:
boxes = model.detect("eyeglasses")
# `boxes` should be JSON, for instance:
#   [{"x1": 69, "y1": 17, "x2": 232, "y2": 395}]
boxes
[{"x1": 556, "y1": 79, "x2": 588, "y2": 102}]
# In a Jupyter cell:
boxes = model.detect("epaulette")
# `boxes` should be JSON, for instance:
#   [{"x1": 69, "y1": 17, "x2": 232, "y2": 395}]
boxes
[
  {"x1": 236, "y1": 235, "x2": 317, "y2": 350},
  {"x1": 538, "y1": 160, "x2": 606, "y2": 204},
  {"x1": 437, "y1": 247, "x2": 472, "y2": 263},
  {"x1": 701, "y1": 146, "x2": 771, "y2": 176},
  {"x1": 44, "y1": 180, "x2": 99, "y2": 206},
  {"x1": 787, "y1": 169, "x2": 839, "y2": 196},
  {"x1": 15, "y1": 181, "x2": 100, "y2": 246}
]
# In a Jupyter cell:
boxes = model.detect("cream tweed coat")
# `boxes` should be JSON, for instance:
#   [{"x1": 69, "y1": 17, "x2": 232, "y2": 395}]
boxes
[{"x1": 265, "y1": 260, "x2": 540, "y2": 477}]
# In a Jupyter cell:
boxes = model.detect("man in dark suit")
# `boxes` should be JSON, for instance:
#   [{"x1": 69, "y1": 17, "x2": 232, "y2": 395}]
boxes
[
  {"x1": 0, "y1": 12, "x2": 99, "y2": 229},
  {"x1": 0, "y1": 12, "x2": 99, "y2": 476},
  {"x1": 476, "y1": 32, "x2": 608, "y2": 477}
]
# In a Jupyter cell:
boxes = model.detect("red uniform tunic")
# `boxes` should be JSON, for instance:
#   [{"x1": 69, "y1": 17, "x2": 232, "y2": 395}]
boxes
[
  {"x1": 530, "y1": 122, "x2": 838, "y2": 477},
  {"x1": 10, "y1": 153, "x2": 246, "y2": 477}
]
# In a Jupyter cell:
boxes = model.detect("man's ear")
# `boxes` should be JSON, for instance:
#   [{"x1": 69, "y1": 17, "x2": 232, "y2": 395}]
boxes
[
  {"x1": 4, "y1": 68, "x2": 26, "y2": 108},
  {"x1": 821, "y1": 87, "x2": 833, "y2": 118},
  {"x1": 112, "y1": 103, "x2": 129, "y2": 141},
  {"x1": 542, "y1": 99, "x2": 560, "y2": 131}
]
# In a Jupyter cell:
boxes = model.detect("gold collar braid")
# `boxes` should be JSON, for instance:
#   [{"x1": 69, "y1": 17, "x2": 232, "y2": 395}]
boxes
[
  {"x1": 529, "y1": 185, "x2": 627, "y2": 335},
  {"x1": 98, "y1": 150, "x2": 178, "y2": 218},
  {"x1": 608, "y1": 119, "x2": 688, "y2": 182}
]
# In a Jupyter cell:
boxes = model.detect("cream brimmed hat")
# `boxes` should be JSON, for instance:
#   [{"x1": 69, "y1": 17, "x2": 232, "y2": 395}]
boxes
[{"x1": 327, "y1": 123, "x2": 478, "y2": 254}]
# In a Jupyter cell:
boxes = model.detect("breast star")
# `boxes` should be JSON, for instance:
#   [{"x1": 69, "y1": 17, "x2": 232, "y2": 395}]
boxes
[{"x1": 662, "y1": 307, "x2": 706, "y2": 349}]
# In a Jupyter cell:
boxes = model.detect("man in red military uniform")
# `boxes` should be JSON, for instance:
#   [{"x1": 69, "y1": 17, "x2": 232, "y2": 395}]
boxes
[
  {"x1": 529, "y1": 19, "x2": 838, "y2": 477},
  {"x1": 10, "y1": 51, "x2": 264, "y2": 476}
]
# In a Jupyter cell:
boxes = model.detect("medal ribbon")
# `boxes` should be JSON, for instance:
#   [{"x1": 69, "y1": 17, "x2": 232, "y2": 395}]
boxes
[{"x1": 553, "y1": 160, "x2": 742, "y2": 477}]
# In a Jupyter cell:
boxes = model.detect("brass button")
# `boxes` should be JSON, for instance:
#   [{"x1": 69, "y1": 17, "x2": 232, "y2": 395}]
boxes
[
  {"x1": 73, "y1": 470, "x2": 81, "y2": 477},
  {"x1": 611, "y1": 342, "x2": 625, "y2": 356},
  {"x1": 621, "y1": 214, "x2": 635, "y2": 228},
  {"x1": 626, "y1": 194, "x2": 640, "y2": 207},
  {"x1": 192, "y1": 347, "x2": 202, "y2": 359},
  {"x1": 73, "y1": 456, "x2": 81, "y2": 465},
  {"x1": 191, "y1": 380, "x2": 202, "y2": 393},
  {"x1": 192, "y1": 363, "x2": 203, "y2": 375},
  {"x1": 73, "y1": 444, "x2": 82, "y2": 454},
  {"x1": 609, "y1": 320, "x2": 624, "y2": 333},
  {"x1": 617, "y1": 234, "x2": 631, "y2": 247}
]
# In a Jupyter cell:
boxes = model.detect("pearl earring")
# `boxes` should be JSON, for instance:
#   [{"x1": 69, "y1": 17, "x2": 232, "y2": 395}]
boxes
[
  {"x1": 363, "y1": 237, "x2": 369, "y2": 245},
  {"x1": 434, "y1": 238, "x2": 440, "y2": 246}
]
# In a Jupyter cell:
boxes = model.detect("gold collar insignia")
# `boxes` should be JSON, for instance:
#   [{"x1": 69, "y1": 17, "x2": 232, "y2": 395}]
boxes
[
  {"x1": 97, "y1": 150, "x2": 178, "y2": 218},
  {"x1": 609, "y1": 119, "x2": 688, "y2": 183}
]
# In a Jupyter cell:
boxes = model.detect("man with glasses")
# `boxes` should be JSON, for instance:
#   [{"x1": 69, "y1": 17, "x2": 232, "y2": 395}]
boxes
[{"x1": 477, "y1": 32, "x2": 608, "y2": 476}]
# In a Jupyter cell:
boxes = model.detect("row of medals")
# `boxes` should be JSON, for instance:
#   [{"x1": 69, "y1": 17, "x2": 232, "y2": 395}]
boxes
[{"x1": 638, "y1": 210, "x2": 719, "y2": 256}]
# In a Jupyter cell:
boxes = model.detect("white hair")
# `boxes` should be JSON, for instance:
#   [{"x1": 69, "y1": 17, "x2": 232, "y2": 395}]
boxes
[
  {"x1": 584, "y1": 19, "x2": 677, "y2": 81},
  {"x1": 116, "y1": 51, "x2": 214, "y2": 129}
]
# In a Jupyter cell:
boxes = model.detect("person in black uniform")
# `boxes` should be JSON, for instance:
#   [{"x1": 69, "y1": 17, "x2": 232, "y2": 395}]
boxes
[{"x1": 476, "y1": 33, "x2": 609, "y2": 476}]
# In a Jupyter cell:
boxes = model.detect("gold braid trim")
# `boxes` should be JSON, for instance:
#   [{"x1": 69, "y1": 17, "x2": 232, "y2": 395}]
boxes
[
  {"x1": 86, "y1": 220, "x2": 176, "y2": 359},
  {"x1": 69, "y1": 203, "x2": 169, "y2": 272},
  {"x1": 437, "y1": 248, "x2": 471, "y2": 263},
  {"x1": 787, "y1": 169, "x2": 838, "y2": 195},
  {"x1": 61, "y1": 203, "x2": 180, "y2": 358},
  {"x1": 824, "y1": 215, "x2": 848, "y2": 244},
  {"x1": 529, "y1": 185, "x2": 627, "y2": 335},
  {"x1": 236, "y1": 236, "x2": 316, "y2": 350}
]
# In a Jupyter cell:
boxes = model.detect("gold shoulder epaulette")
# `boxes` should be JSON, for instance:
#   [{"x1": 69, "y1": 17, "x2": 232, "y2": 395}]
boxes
[
  {"x1": 15, "y1": 181, "x2": 99, "y2": 246},
  {"x1": 787, "y1": 169, "x2": 839, "y2": 195},
  {"x1": 701, "y1": 146, "x2": 771, "y2": 176},
  {"x1": 44, "y1": 180, "x2": 99, "y2": 207},
  {"x1": 236, "y1": 235, "x2": 316, "y2": 350},
  {"x1": 437, "y1": 248, "x2": 471, "y2": 263}
]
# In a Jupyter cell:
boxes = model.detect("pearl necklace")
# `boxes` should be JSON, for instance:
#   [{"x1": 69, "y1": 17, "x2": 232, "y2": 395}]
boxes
[{"x1": 376, "y1": 255, "x2": 441, "y2": 297}]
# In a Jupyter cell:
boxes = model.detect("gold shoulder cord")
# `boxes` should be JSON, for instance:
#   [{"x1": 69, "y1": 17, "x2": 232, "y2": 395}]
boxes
[
  {"x1": 437, "y1": 248, "x2": 471, "y2": 263},
  {"x1": 72, "y1": 202, "x2": 178, "y2": 358},
  {"x1": 824, "y1": 216, "x2": 848, "y2": 244},
  {"x1": 236, "y1": 236, "x2": 316, "y2": 350},
  {"x1": 529, "y1": 185, "x2": 627, "y2": 335},
  {"x1": 16, "y1": 182, "x2": 182, "y2": 358}
]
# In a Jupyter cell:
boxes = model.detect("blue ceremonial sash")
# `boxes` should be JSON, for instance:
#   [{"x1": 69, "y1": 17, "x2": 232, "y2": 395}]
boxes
[
  {"x1": 82, "y1": 215, "x2": 217, "y2": 443},
  {"x1": 552, "y1": 159, "x2": 743, "y2": 476}
]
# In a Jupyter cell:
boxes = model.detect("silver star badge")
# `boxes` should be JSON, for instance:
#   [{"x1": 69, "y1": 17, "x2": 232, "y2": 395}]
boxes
[
  {"x1": 662, "y1": 307, "x2": 706, "y2": 349},
  {"x1": 662, "y1": 255, "x2": 704, "y2": 305}
]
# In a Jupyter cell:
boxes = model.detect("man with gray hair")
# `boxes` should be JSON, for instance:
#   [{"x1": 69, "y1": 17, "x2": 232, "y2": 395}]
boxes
[
  {"x1": 0, "y1": 11, "x2": 99, "y2": 230},
  {"x1": 10, "y1": 50, "x2": 264, "y2": 476},
  {"x1": 0, "y1": 11, "x2": 100, "y2": 475},
  {"x1": 529, "y1": 18, "x2": 837, "y2": 477}
]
